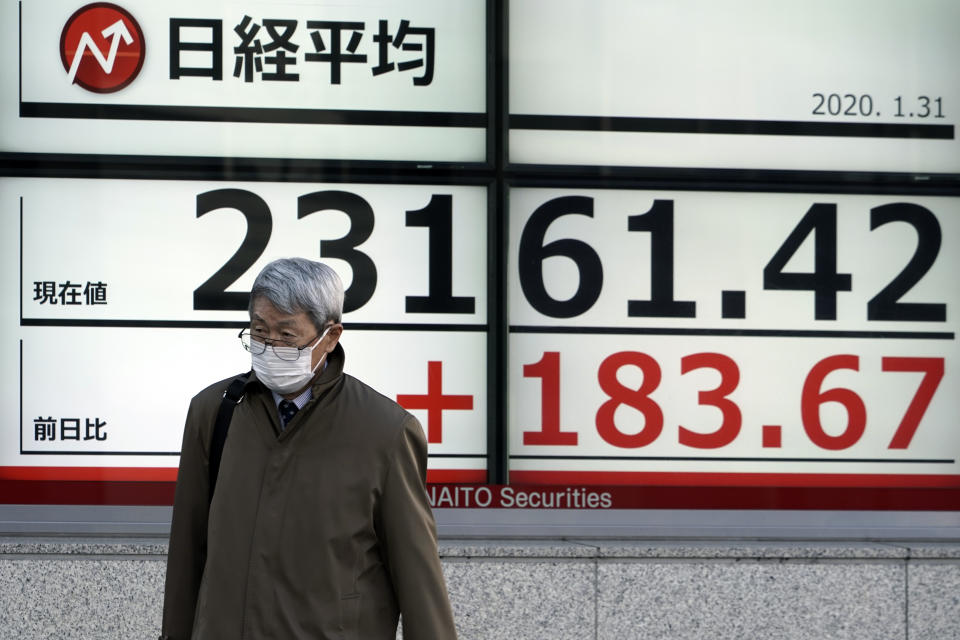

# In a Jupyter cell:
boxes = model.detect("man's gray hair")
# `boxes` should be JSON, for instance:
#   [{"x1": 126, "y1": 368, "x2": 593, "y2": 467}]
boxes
[{"x1": 249, "y1": 258, "x2": 344, "y2": 330}]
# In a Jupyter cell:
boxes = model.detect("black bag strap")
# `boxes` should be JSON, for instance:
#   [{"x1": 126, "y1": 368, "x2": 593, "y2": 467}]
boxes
[{"x1": 208, "y1": 372, "x2": 251, "y2": 503}]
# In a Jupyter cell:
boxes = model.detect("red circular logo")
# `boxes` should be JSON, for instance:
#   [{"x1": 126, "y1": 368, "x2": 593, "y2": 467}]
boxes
[{"x1": 60, "y1": 3, "x2": 145, "y2": 93}]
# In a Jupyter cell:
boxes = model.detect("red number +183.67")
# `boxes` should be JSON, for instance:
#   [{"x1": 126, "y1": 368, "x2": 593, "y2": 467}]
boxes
[{"x1": 522, "y1": 352, "x2": 943, "y2": 451}]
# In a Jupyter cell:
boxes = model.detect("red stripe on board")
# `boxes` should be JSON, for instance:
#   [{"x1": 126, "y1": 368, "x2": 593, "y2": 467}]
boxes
[
  {"x1": 0, "y1": 466, "x2": 486, "y2": 484},
  {"x1": 1, "y1": 479, "x2": 957, "y2": 510},
  {"x1": 1, "y1": 468, "x2": 956, "y2": 509},
  {"x1": 0, "y1": 466, "x2": 178, "y2": 482},
  {"x1": 0, "y1": 467, "x2": 487, "y2": 505},
  {"x1": 508, "y1": 471, "x2": 960, "y2": 488},
  {"x1": 427, "y1": 469, "x2": 487, "y2": 483},
  {"x1": 0, "y1": 480, "x2": 177, "y2": 506},
  {"x1": 425, "y1": 484, "x2": 960, "y2": 511}
]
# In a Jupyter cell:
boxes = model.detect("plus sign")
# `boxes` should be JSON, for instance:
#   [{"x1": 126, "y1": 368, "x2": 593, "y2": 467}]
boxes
[{"x1": 397, "y1": 361, "x2": 473, "y2": 443}]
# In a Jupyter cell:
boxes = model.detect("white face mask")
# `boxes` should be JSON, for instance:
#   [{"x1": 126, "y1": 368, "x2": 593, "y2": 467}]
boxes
[{"x1": 251, "y1": 328, "x2": 329, "y2": 395}]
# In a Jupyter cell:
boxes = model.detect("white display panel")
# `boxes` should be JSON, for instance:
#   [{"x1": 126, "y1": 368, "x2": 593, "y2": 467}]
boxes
[
  {"x1": 507, "y1": 188, "x2": 959, "y2": 486},
  {"x1": 509, "y1": 0, "x2": 959, "y2": 173},
  {"x1": 2, "y1": 0, "x2": 487, "y2": 161},
  {"x1": 2, "y1": 177, "x2": 488, "y2": 480}
]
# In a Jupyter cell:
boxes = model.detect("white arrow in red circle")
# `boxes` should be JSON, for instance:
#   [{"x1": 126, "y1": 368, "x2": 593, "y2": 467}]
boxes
[{"x1": 66, "y1": 18, "x2": 133, "y2": 85}]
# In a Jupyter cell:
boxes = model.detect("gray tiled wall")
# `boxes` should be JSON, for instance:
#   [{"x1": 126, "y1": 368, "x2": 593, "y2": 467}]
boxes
[{"x1": 0, "y1": 538, "x2": 957, "y2": 639}]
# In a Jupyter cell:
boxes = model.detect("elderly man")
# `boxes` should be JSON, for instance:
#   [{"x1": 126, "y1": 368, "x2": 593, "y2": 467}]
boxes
[{"x1": 161, "y1": 257, "x2": 457, "y2": 639}]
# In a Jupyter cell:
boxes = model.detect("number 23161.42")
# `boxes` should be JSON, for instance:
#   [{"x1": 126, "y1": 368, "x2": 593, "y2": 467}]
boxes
[{"x1": 522, "y1": 351, "x2": 943, "y2": 452}]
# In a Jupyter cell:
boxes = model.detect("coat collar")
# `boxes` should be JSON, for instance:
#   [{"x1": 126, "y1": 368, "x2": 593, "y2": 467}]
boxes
[{"x1": 310, "y1": 341, "x2": 345, "y2": 397}]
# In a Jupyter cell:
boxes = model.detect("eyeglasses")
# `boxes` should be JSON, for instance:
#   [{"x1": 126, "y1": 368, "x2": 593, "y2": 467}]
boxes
[{"x1": 238, "y1": 330, "x2": 320, "y2": 362}]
